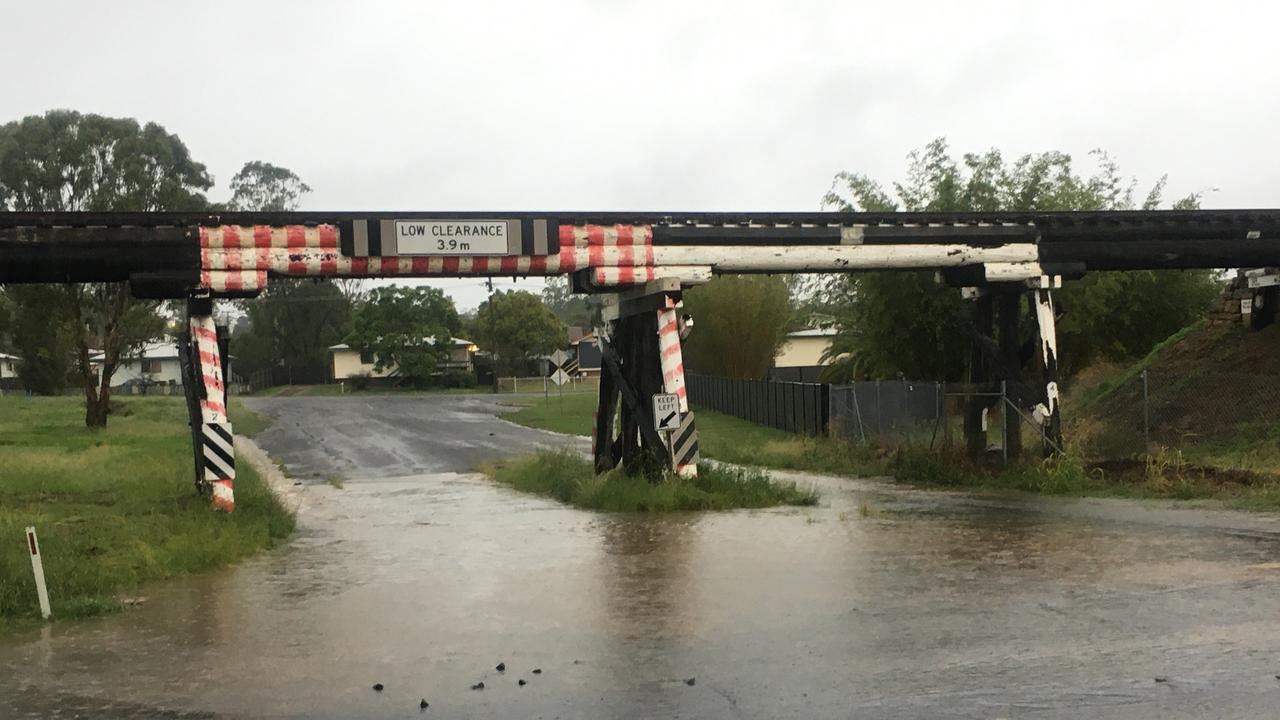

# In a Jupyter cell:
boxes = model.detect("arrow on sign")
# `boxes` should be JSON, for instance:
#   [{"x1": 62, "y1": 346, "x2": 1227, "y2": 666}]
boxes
[{"x1": 659, "y1": 411, "x2": 677, "y2": 429}]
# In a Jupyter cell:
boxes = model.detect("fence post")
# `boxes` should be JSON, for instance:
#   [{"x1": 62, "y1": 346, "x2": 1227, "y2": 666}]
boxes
[
  {"x1": 1000, "y1": 380, "x2": 1008, "y2": 463},
  {"x1": 1142, "y1": 369, "x2": 1150, "y2": 449},
  {"x1": 876, "y1": 380, "x2": 883, "y2": 436}
]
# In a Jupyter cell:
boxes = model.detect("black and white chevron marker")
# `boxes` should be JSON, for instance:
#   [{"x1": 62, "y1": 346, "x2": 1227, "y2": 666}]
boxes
[
  {"x1": 672, "y1": 411, "x2": 700, "y2": 469},
  {"x1": 202, "y1": 422, "x2": 236, "y2": 481}
]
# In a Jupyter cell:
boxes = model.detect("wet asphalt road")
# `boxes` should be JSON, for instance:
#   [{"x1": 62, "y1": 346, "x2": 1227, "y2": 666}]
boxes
[{"x1": 4, "y1": 395, "x2": 1280, "y2": 719}]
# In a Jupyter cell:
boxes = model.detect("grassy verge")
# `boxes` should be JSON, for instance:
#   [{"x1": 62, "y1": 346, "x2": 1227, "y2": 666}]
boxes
[
  {"x1": 228, "y1": 398, "x2": 272, "y2": 437},
  {"x1": 889, "y1": 446, "x2": 1280, "y2": 509},
  {"x1": 503, "y1": 391, "x2": 1280, "y2": 509},
  {"x1": 503, "y1": 393, "x2": 881, "y2": 476},
  {"x1": 0, "y1": 396, "x2": 295, "y2": 624},
  {"x1": 481, "y1": 449, "x2": 817, "y2": 512}
]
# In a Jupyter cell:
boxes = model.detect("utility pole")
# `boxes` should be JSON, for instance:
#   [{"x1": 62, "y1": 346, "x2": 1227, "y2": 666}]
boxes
[{"x1": 487, "y1": 278, "x2": 498, "y2": 394}]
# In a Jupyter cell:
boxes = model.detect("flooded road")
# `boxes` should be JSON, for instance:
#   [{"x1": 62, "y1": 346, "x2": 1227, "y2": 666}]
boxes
[{"x1": 4, "y1": 395, "x2": 1280, "y2": 718}]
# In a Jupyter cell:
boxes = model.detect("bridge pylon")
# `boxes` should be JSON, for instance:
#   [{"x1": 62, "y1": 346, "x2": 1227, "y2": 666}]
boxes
[
  {"x1": 590, "y1": 277, "x2": 700, "y2": 479},
  {"x1": 177, "y1": 295, "x2": 236, "y2": 512}
]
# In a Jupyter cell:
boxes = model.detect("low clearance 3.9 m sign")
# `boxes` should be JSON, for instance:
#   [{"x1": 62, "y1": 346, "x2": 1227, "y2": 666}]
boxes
[{"x1": 396, "y1": 220, "x2": 511, "y2": 255}]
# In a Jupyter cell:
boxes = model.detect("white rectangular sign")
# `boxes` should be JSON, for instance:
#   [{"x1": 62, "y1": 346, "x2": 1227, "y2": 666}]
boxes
[
  {"x1": 652, "y1": 393, "x2": 680, "y2": 431},
  {"x1": 395, "y1": 220, "x2": 510, "y2": 255}
]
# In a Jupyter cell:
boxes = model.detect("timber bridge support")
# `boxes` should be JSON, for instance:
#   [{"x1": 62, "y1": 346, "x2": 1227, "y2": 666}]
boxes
[{"x1": 3, "y1": 210, "x2": 1278, "y2": 509}]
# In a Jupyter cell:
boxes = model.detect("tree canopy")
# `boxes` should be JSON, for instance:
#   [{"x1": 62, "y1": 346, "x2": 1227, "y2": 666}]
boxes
[
  {"x1": 818, "y1": 139, "x2": 1219, "y2": 381},
  {"x1": 0, "y1": 110, "x2": 210, "y2": 425},
  {"x1": 471, "y1": 290, "x2": 566, "y2": 377},
  {"x1": 347, "y1": 286, "x2": 462, "y2": 386},
  {"x1": 681, "y1": 275, "x2": 793, "y2": 379},
  {"x1": 541, "y1": 276, "x2": 599, "y2": 329},
  {"x1": 227, "y1": 160, "x2": 312, "y2": 212}
]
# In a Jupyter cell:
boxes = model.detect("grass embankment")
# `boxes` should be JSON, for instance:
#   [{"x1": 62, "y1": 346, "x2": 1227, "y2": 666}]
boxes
[
  {"x1": 482, "y1": 449, "x2": 817, "y2": 512},
  {"x1": 888, "y1": 447, "x2": 1280, "y2": 510},
  {"x1": 0, "y1": 396, "x2": 294, "y2": 624},
  {"x1": 504, "y1": 393, "x2": 881, "y2": 476}
]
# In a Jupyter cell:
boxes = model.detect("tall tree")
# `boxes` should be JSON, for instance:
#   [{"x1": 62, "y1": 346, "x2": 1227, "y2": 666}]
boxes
[
  {"x1": 471, "y1": 290, "x2": 566, "y2": 376},
  {"x1": 233, "y1": 280, "x2": 353, "y2": 384},
  {"x1": 347, "y1": 286, "x2": 462, "y2": 386},
  {"x1": 0, "y1": 110, "x2": 210, "y2": 425},
  {"x1": 541, "y1": 276, "x2": 598, "y2": 329},
  {"x1": 227, "y1": 160, "x2": 311, "y2": 212},
  {"x1": 819, "y1": 139, "x2": 1218, "y2": 381},
  {"x1": 681, "y1": 275, "x2": 793, "y2": 379},
  {"x1": 223, "y1": 160, "x2": 363, "y2": 385}
]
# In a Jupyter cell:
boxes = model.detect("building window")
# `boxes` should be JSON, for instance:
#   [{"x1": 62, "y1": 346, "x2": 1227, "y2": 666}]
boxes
[
  {"x1": 146, "y1": 359, "x2": 163, "y2": 375},
  {"x1": 360, "y1": 351, "x2": 374, "y2": 364}
]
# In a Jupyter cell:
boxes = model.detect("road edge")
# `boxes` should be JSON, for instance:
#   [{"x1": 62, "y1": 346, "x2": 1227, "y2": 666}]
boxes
[{"x1": 235, "y1": 434, "x2": 313, "y2": 517}]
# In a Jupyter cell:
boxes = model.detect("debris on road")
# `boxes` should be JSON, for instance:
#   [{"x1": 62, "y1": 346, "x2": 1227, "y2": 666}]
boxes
[
  {"x1": 531, "y1": 668, "x2": 542, "y2": 674},
  {"x1": 372, "y1": 683, "x2": 384, "y2": 692},
  {"x1": 471, "y1": 682, "x2": 485, "y2": 691},
  {"x1": 518, "y1": 679, "x2": 527, "y2": 686},
  {"x1": 685, "y1": 678, "x2": 696, "y2": 686},
  {"x1": 496, "y1": 662, "x2": 506, "y2": 672},
  {"x1": 419, "y1": 698, "x2": 429, "y2": 709}
]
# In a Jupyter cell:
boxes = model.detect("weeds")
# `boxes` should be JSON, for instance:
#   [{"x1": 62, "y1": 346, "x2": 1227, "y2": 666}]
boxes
[
  {"x1": 481, "y1": 449, "x2": 818, "y2": 512},
  {"x1": 505, "y1": 393, "x2": 880, "y2": 477}
]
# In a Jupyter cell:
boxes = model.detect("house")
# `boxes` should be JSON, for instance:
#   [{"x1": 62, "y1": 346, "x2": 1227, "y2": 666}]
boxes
[
  {"x1": 0, "y1": 352, "x2": 18, "y2": 380},
  {"x1": 90, "y1": 341, "x2": 186, "y2": 388},
  {"x1": 569, "y1": 333, "x2": 601, "y2": 377},
  {"x1": 329, "y1": 337, "x2": 478, "y2": 381},
  {"x1": 770, "y1": 328, "x2": 838, "y2": 382},
  {"x1": 0, "y1": 352, "x2": 19, "y2": 390}
]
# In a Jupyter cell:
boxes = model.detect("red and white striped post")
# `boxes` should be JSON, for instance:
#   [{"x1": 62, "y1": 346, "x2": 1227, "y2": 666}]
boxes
[
  {"x1": 656, "y1": 298, "x2": 698, "y2": 478},
  {"x1": 25, "y1": 527, "x2": 51, "y2": 619},
  {"x1": 190, "y1": 314, "x2": 236, "y2": 512}
]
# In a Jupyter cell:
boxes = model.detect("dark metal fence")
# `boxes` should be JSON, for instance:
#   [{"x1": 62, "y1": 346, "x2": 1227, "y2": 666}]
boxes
[
  {"x1": 686, "y1": 373, "x2": 830, "y2": 436},
  {"x1": 830, "y1": 381, "x2": 944, "y2": 444}
]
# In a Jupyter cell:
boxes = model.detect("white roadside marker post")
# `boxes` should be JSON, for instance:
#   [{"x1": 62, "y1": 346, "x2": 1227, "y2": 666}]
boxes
[{"x1": 25, "y1": 526, "x2": 52, "y2": 619}]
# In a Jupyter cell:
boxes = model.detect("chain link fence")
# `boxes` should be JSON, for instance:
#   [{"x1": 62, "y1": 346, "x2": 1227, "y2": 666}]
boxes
[
  {"x1": 1078, "y1": 369, "x2": 1280, "y2": 459},
  {"x1": 829, "y1": 380, "x2": 1052, "y2": 458},
  {"x1": 830, "y1": 381, "x2": 942, "y2": 446}
]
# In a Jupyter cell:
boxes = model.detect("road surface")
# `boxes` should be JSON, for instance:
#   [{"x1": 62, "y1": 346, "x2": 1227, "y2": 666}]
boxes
[{"x1": 3, "y1": 394, "x2": 1280, "y2": 719}]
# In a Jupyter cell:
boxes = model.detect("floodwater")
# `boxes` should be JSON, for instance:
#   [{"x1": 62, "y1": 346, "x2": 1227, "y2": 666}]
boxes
[{"x1": 4, "y1": 395, "x2": 1280, "y2": 719}]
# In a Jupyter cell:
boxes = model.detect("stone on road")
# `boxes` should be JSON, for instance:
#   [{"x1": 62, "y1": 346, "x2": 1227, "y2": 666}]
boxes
[{"x1": 2, "y1": 394, "x2": 1279, "y2": 719}]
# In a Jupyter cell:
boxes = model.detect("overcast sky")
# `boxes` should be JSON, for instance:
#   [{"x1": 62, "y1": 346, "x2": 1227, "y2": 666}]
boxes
[{"x1": 3, "y1": 0, "x2": 1277, "y2": 309}]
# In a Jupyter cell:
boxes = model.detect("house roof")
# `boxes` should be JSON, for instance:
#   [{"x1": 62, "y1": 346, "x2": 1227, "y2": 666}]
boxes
[
  {"x1": 786, "y1": 328, "x2": 838, "y2": 338},
  {"x1": 329, "y1": 337, "x2": 474, "y2": 352},
  {"x1": 0, "y1": 352, "x2": 18, "y2": 360},
  {"x1": 89, "y1": 341, "x2": 180, "y2": 362}
]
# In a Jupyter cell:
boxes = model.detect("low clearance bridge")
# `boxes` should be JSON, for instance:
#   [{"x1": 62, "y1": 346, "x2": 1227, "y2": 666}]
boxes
[{"x1": 3, "y1": 209, "x2": 1278, "y2": 512}]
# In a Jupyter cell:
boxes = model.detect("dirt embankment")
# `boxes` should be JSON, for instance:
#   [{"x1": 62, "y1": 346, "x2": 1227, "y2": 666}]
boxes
[{"x1": 1076, "y1": 321, "x2": 1280, "y2": 459}]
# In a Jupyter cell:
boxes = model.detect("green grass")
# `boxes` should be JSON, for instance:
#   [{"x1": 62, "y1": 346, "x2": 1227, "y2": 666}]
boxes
[
  {"x1": 228, "y1": 398, "x2": 271, "y2": 437},
  {"x1": 889, "y1": 446, "x2": 1280, "y2": 509},
  {"x1": 0, "y1": 396, "x2": 295, "y2": 624},
  {"x1": 1074, "y1": 321, "x2": 1204, "y2": 410},
  {"x1": 502, "y1": 385, "x2": 1280, "y2": 510},
  {"x1": 481, "y1": 449, "x2": 818, "y2": 512},
  {"x1": 504, "y1": 393, "x2": 881, "y2": 477}
]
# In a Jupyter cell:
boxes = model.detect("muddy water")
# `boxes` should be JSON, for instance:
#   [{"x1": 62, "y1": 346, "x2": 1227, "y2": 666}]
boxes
[{"x1": 3, "y1": 396, "x2": 1280, "y2": 719}]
